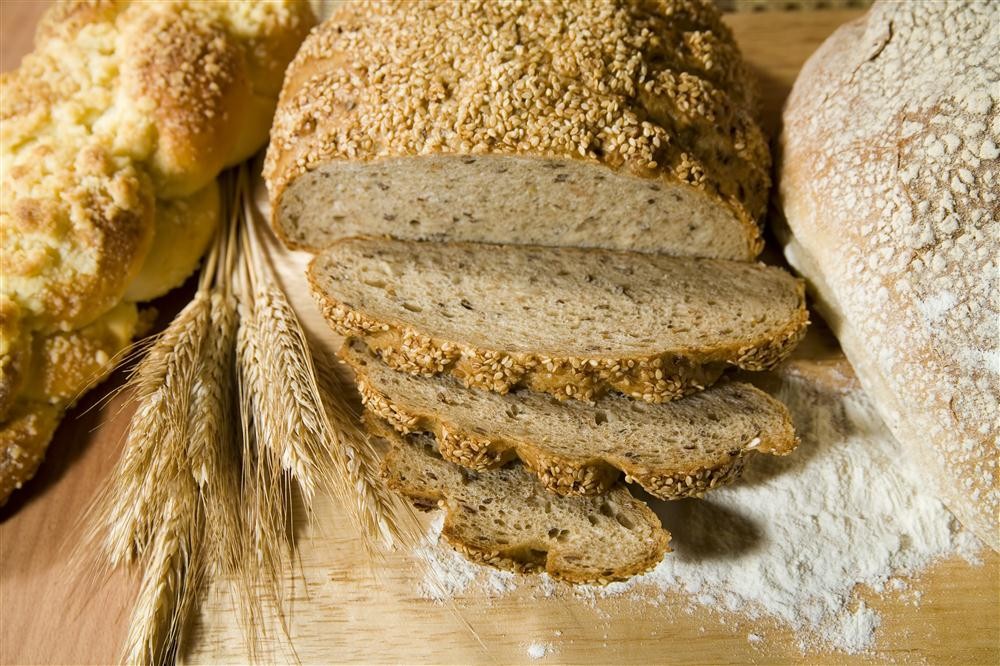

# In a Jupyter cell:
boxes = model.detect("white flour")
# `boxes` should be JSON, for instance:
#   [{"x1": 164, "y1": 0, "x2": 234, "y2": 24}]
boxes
[
  {"x1": 413, "y1": 368, "x2": 982, "y2": 654},
  {"x1": 525, "y1": 642, "x2": 550, "y2": 660}
]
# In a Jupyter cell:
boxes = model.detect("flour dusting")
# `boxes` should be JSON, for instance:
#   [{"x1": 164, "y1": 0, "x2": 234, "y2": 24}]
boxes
[
  {"x1": 525, "y1": 642, "x2": 550, "y2": 660},
  {"x1": 412, "y1": 369, "x2": 982, "y2": 654}
]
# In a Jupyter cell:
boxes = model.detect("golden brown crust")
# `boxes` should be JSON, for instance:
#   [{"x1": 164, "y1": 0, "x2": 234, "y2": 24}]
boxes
[
  {"x1": 124, "y1": 183, "x2": 221, "y2": 302},
  {"x1": 0, "y1": 401, "x2": 61, "y2": 508},
  {"x1": 379, "y1": 427, "x2": 671, "y2": 585},
  {"x1": 266, "y1": 0, "x2": 769, "y2": 258},
  {"x1": 1, "y1": 140, "x2": 156, "y2": 333},
  {"x1": 2, "y1": 0, "x2": 313, "y2": 332},
  {"x1": 311, "y1": 268, "x2": 809, "y2": 404},
  {"x1": 354, "y1": 369, "x2": 797, "y2": 500},
  {"x1": 0, "y1": 302, "x2": 139, "y2": 506},
  {"x1": 0, "y1": 0, "x2": 315, "y2": 507}
]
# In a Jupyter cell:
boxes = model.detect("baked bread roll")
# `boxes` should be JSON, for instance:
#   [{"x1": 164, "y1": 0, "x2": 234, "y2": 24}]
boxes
[
  {"x1": 266, "y1": 0, "x2": 770, "y2": 260},
  {"x1": 0, "y1": 0, "x2": 315, "y2": 506},
  {"x1": 778, "y1": 1, "x2": 998, "y2": 549}
]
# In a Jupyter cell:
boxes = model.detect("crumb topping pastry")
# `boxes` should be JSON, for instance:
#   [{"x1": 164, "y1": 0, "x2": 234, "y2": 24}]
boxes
[{"x1": 0, "y1": 0, "x2": 314, "y2": 506}]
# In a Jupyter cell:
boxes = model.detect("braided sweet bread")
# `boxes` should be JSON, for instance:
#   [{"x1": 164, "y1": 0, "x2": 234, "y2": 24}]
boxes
[{"x1": 0, "y1": 0, "x2": 315, "y2": 506}]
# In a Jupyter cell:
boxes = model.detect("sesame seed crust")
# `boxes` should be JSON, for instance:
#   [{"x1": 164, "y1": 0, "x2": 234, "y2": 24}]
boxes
[
  {"x1": 265, "y1": 0, "x2": 770, "y2": 259},
  {"x1": 351, "y1": 351, "x2": 798, "y2": 500},
  {"x1": 378, "y1": 424, "x2": 671, "y2": 585},
  {"x1": 310, "y1": 267, "x2": 809, "y2": 405}
]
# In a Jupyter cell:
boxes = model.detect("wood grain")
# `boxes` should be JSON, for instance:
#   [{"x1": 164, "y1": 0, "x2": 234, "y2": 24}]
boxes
[{"x1": 0, "y1": 5, "x2": 996, "y2": 666}]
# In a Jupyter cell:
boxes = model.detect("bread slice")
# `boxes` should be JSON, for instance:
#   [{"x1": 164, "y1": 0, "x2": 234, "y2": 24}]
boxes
[
  {"x1": 343, "y1": 338, "x2": 797, "y2": 499},
  {"x1": 266, "y1": 0, "x2": 770, "y2": 261},
  {"x1": 376, "y1": 421, "x2": 671, "y2": 584},
  {"x1": 310, "y1": 238, "x2": 808, "y2": 403}
]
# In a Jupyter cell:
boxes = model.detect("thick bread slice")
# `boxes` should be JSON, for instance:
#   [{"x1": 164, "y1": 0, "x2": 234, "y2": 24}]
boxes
[
  {"x1": 376, "y1": 422, "x2": 671, "y2": 584},
  {"x1": 266, "y1": 0, "x2": 770, "y2": 261},
  {"x1": 310, "y1": 239, "x2": 809, "y2": 403},
  {"x1": 344, "y1": 338, "x2": 798, "y2": 498}
]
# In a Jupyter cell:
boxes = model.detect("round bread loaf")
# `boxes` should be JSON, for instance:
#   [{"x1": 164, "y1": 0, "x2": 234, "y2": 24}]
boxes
[
  {"x1": 778, "y1": 1, "x2": 998, "y2": 550},
  {"x1": 266, "y1": 0, "x2": 771, "y2": 260}
]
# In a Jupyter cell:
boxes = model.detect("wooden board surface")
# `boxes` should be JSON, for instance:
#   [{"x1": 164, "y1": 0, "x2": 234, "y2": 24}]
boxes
[{"x1": 1, "y1": 5, "x2": 997, "y2": 666}]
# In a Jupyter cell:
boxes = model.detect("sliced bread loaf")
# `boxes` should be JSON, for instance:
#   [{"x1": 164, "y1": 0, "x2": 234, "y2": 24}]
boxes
[
  {"x1": 310, "y1": 239, "x2": 808, "y2": 403},
  {"x1": 376, "y1": 420, "x2": 670, "y2": 584},
  {"x1": 266, "y1": 0, "x2": 770, "y2": 261},
  {"x1": 344, "y1": 339, "x2": 797, "y2": 498}
]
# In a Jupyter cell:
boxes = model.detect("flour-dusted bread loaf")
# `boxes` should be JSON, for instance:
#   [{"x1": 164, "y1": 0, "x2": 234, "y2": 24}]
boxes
[
  {"x1": 310, "y1": 239, "x2": 808, "y2": 403},
  {"x1": 266, "y1": 0, "x2": 770, "y2": 260},
  {"x1": 778, "y1": 1, "x2": 999, "y2": 550},
  {"x1": 344, "y1": 338, "x2": 797, "y2": 498},
  {"x1": 0, "y1": 0, "x2": 314, "y2": 506},
  {"x1": 376, "y1": 420, "x2": 670, "y2": 584}
]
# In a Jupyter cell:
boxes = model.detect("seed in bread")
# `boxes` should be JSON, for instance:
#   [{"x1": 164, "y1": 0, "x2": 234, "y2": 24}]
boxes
[
  {"x1": 343, "y1": 338, "x2": 798, "y2": 498},
  {"x1": 377, "y1": 420, "x2": 671, "y2": 584},
  {"x1": 310, "y1": 238, "x2": 809, "y2": 403},
  {"x1": 266, "y1": 0, "x2": 770, "y2": 260}
]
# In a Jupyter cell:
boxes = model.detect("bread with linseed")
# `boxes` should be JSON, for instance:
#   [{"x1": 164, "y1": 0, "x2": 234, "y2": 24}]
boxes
[
  {"x1": 309, "y1": 238, "x2": 809, "y2": 404},
  {"x1": 376, "y1": 419, "x2": 671, "y2": 584},
  {"x1": 344, "y1": 338, "x2": 798, "y2": 499},
  {"x1": 266, "y1": 0, "x2": 771, "y2": 260}
]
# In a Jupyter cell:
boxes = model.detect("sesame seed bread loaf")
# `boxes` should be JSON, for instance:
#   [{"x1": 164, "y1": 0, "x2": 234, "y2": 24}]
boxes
[
  {"x1": 375, "y1": 420, "x2": 671, "y2": 584},
  {"x1": 343, "y1": 338, "x2": 798, "y2": 498},
  {"x1": 266, "y1": 0, "x2": 770, "y2": 261},
  {"x1": 309, "y1": 238, "x2": 809, "y2": 403},
  {"x1": 778, "y1": 1, "x2": 999, "y2": 550},
  {"x1": 0, "y1": 0, "x2": 315, "y2": 506}
]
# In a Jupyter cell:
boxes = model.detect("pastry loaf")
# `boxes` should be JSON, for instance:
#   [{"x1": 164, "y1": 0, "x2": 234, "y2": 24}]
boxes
[
  {"x1": 309, "y1": 238, "x2": 808, "y2": 403},
  {"x1": 266, "y1": 0, "x2": 770, "y2": 260},
  {"x1": 778, "y1": 1, "x2": 998, "y2": 549},
  {"x1": 0, "y1": 0, "x2": 315, "y2": 506},
  {"x1": 343, "y1": 338, "x2": 798, "y2": 499}
]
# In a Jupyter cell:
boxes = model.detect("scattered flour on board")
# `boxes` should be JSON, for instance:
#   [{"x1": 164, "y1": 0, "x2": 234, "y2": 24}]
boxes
[
  {"x1": 412, "y1": 370, "x2": 982, "y2": 655},
  {"x1": 525, "y1": 642, "x2": 550, "y2": 660}
]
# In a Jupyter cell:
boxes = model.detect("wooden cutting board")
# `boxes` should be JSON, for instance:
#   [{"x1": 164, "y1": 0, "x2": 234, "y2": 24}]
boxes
[{"x1": 1, "y1": 6, "x2": 997, "y2": 666}]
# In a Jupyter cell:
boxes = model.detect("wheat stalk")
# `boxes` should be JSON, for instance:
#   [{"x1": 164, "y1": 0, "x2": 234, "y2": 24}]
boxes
[
  {"x1": 236, "y1": 171, "x2": 415, "y2": 552},
  {"x1": 121, "y1": 468, "x2": 203, "y2": 666},
  {"x1": 84, "y1": 161, "x2": 438, "y2": 665}
]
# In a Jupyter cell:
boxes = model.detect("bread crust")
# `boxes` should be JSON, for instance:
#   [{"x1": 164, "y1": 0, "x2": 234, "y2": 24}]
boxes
[
  {"x1": 0, "y1": 302, "x2": 141, "y2": 506},
  {"x1": 0, "y1": 0, "x2": 315, "y2": 507},
  {"x1": 378, "y1": 425, "x2": 671, "y2": 585},
  {"x1": 308, "y1": 245, "x2": 809, "y2": 403},
  {"x1": 778, "y1": 1, "x2": 999, "y2": 549},
  {"x1": 347, "y1": 345, "x2": 798, "y2": 499},
  {"x1": 266, "y1": 0, "x2": 770, "y2": 259}
]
